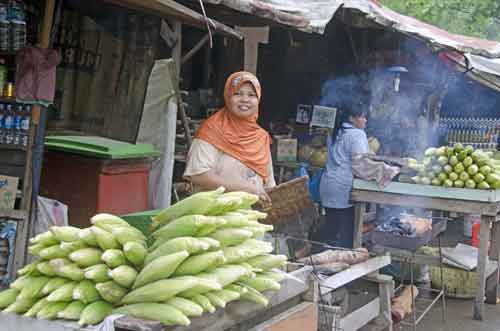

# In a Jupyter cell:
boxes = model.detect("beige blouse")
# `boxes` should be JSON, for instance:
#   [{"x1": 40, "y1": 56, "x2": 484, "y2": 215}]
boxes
[{"x1": 183, "y1": 138, "x2": 276, "y2": 192}]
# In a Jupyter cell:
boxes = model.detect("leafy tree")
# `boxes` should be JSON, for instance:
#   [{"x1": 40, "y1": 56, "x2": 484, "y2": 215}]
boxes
[{"x1": 379, "y1": 0, "x2": 500, "y2": 41}]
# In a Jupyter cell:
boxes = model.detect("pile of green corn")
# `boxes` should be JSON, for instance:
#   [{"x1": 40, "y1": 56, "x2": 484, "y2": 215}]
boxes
[{"x1": 0, "y1": 187, "x2": 287, "y2": 328}]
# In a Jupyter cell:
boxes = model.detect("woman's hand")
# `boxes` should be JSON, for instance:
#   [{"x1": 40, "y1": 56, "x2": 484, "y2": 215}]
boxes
[
  {"x1": 244, "y1": 183, "x2": 271, "y2": 203},
  {"x1": 258, "y1": 190, "x2": 272, "y2": 203}
]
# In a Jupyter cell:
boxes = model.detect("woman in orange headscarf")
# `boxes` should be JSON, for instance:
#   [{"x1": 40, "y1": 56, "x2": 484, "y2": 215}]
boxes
[{"x1": 183, "y1": 72, "x2": 275, "y2": 201}]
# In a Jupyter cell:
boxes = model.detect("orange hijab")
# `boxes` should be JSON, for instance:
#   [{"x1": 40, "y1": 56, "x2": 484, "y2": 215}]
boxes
[{"x1": 195, "y1": 71, "x2": 272, "y2": 179}]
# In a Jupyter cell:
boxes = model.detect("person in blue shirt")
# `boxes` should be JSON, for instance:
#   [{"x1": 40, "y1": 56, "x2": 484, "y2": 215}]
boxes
[{"x1": 318, "y1": 104, "x2": 369, "y2": 249}]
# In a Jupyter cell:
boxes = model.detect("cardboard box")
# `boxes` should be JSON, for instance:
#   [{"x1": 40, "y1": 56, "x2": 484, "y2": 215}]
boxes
[
  {"x1": 0, "y1": 175, "x2": 18, "y2": 209},
  {"x1": 276, "y1": 138, "x2": 298, "y2": 162}
]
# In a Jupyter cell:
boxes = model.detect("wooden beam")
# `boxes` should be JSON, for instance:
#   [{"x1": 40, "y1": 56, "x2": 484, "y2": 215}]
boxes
[
  {"x1": 486, "y1": 221, "x2": 500, "y2": 304},
  {"x1": 103, "y1": 0, "x2": 242, "y2": 39},
  {"x1": 182, "y1": 34, "x2": 210, "y2": 65},
  {"x1": 320, "y1": 255, "x2": 391, "y2": 295},
  {"x1": 0, "y1": 209, "x2": 28, "y2": 220},
  {"x1": 236, "y1": 26, "x2": 269, "y2": 75},
  {"x1": 351, "y1": 190, "x2": 499, "y2": 216},
  {"x1": 475, "y1": 215, "x2": 494, "y2": 320}
]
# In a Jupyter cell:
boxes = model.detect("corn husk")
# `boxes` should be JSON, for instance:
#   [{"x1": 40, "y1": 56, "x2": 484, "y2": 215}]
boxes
[
  {"x1": 69, "y1": 248, "x2": 103, "y2": 267},
  {"x1": 108, "y1": 265, "x2": 137, "y2": 288},
  {"x1": 101, "y1": 249, "x2": 127, "y2": 268},
  {"x1": 133, "y1": 251, "x2": 189, "y2": 289},
  {"x1": 95, "y1": 281, "x2": 128, "y2": 305},
  {"x1": 123, "y1": 241, "x2": 147, "y2": 268},
  {"x1": 78, "y1": 301, "x2": 113, "y2": 326},
  {"x1": 73, "y1": 280, "x2": 101, "y2": 304},
  {"x1": 114, "y1": 303, "x2": 190, "y2": 326},
  {"x1": 50, "y1": 226, "x2": 81, "y2": 242}
]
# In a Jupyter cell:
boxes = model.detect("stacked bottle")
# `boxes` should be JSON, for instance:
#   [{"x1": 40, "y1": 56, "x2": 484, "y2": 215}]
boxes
[
  {"x1": 0, "y1": 0, "x2": 26, "y2": 52},
  {"x1": 440, "y1": 117, "x2": 499, "y2": 150},
  {"x1": 0, "y1": 101, "x2": 30, "y2": 146}
]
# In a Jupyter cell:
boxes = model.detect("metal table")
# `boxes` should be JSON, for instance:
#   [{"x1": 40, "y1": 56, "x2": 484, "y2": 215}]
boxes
[{"x1": 351, "y1": 179, "x2": 500, "y2": 321}]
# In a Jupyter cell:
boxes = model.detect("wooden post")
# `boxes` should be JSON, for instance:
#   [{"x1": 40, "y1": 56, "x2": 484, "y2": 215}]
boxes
[
  {"x1": 172, "y1": 21, "x2": 182, "y2": 77},
  {"x1": 377, "y1": 274, "x2": 394, "y2": 331},
  {"x1": 12, "y1": 0, "x2": 55, "y2": 275},
  {"x1": 236, "y1": 26, "x2": 269, "y2": 75},
  {"x1": 486, "y1": 220, "x2": 500, "y2": 304},
  {"x1": 353, "y1": 202, "x2": 366, "y2": 248},
  {"x1": 474, "y1": 216, "x2": 493, "y2": 320}
]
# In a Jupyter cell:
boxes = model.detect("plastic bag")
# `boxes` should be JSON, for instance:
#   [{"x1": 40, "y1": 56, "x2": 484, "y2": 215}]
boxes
[
  {"x1": 32, "y1": 196, "x2": 68, "y2": 242},
  {"x1": 308, "y1": 169, "x2": 324, "y2": 203}
]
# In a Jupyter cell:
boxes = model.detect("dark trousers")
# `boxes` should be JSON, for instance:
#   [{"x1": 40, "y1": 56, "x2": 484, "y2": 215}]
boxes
[{"x1": 313, "y1": 207, "x2": 355, "y2": 251}]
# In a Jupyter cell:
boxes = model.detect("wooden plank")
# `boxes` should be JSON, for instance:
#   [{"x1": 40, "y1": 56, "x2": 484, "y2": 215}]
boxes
[
  {"x1": 353, "y1": 202, "x2": 365, "y2": 248},
  {"x1": 182, "y1": 34, "x2": 209, "y2": 65},
  {"x1": 351, "y1": 190, "x2": 499, "y2": 216},
  {"x1": 320, "y1": 255, "x2": 391, "y2": 295},
  {"x1": 0, "y1": 313, "x2": 86, "y2": 331},
  {"x1": 115, "y1": 316, "x2": 164, "y2": 331},
  {"x1": 339, "y1": 298, "x2": 380, "y2": 331},
  {"x1": 103, "y1": 0, "x2": 242, "y2": 39},
  {"x1": 0, "y1": 209, "x2": 28, "y2": 220},
  {"x1": 487, "y1": 221, "x2": 500, "y2": 304},
  {"x1": 474, "y1": 216, "x2": 494, "y2": 320},
  {"x1": 353, "y1": 179, "x2": 500, "y2": 203},
  {"x1": 249, "y1": 302, "x2": 317, "y2": 331},
  {"x1": 377, "y1": 276, "x2": 394, "y2": 331}
]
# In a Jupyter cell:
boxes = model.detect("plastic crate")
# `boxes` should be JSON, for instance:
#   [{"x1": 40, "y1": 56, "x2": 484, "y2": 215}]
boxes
[{"x1": 121, "y1": 209, "x2": 161, "y2": 241}]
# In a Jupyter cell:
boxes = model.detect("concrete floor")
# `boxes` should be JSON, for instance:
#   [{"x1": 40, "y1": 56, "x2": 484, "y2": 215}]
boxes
[
  {"x1": 395, "y1": 218, "x2": 500, "y2": 331},
  {"x1": 404, "y1": 298, "x2": 500, "y2": 331}
]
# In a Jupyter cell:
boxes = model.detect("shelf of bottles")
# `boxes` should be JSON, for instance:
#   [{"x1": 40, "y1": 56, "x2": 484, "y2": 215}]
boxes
[
  {"x1": 0, "y1": 100, "x2": 30, "y2": 150},
  {"x1": 439, "y1": 117, "x2": 499, "y2": 151}
]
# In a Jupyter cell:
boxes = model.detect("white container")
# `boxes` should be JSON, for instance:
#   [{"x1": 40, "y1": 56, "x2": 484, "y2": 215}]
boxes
[{"x1": 464, "y1": 214, "x2": 480, "y2": 237}]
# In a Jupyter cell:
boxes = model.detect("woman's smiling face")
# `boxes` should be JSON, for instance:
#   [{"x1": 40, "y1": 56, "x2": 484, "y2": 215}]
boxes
[{"x1": 228, "y1": 82, "x2": 259, "y2": 119}]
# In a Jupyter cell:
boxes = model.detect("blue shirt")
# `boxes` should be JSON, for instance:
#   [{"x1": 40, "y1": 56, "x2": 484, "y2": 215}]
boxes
[{"x1": 320, "y1": 123, "x2": 369, "y2": 209}]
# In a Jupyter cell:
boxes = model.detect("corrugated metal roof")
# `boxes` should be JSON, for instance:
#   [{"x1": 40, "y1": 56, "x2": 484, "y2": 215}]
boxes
[{"x1": 198, "y1": 0, "x2": 500, "y2": 59}]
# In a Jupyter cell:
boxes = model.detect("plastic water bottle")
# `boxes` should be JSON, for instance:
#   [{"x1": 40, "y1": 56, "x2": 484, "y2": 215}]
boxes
[
  {"x1": 3, "y1": 103, "x2": 12, "y2": 144},
  {"x1": 0, "y1": 103, "x2": 4, "y2": 144},
  {"x1": 20, "y1": 104, "x2": 29, "y2": 146},
  {"x1": 12, "y1": 103, "x2": 21, "y2": 145}
]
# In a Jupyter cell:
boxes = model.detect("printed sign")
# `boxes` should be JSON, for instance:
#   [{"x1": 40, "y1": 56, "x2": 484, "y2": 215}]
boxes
[
  {"x1": 0, "y1": 175, "x2": 18, "y2": 210},
  {"x1": 296, "y1": 104, "x2": 312, "y2": 124},
  {"x1": 276, "y1": 139, "x2": 298, "y2": 162},
  {"x1": 310, "y1": 105, "x2": 337, "y2": 128}
]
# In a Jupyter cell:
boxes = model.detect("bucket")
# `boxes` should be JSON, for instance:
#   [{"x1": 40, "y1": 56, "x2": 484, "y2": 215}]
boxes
[{"x1": 464, "y1": 214, "x2": 480, "y2": 237}]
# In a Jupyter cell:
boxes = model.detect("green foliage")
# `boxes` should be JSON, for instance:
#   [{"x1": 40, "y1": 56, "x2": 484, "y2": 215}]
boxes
[{"x1": 379, "y1": 0, "x2": 500, "y2": 41}]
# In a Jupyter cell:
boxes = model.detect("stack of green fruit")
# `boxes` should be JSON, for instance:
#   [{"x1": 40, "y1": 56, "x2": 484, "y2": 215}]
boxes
[
  {"x1": 0, "y1": 214, "x2": 148, "y2": 326},
  {"x1": 0, "y1": 188, "x2": 287, "y2": 328},
  {"x1": 410, "y1": 143, "x2": 500, "y2": 189},
  {"x1": 115, "y1": 188, "x2": 286, "y2": 327}
]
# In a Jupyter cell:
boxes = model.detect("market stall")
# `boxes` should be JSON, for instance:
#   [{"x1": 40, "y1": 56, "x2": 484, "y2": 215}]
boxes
[
  {"x1": 351, "y1": 178, "x2": 500, "y2": 321},
  {"x1": 0, "y1": 189, "x2": 322, "y2": 331}
]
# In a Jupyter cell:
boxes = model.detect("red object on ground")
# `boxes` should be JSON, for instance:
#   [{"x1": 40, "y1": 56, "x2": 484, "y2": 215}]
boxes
[
  {"x1": 40, "y1": 151, "x2": 151, "y2": 228},
  {"x1": 472, "y1": 223, "x2": 481, "y2": 248}
]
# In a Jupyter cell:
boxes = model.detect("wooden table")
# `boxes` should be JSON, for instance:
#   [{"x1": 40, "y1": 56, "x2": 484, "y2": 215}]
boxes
[
  {"x1": 351, "y1": 179, "x2": 500, "y2": 321},
  {"x1": 0, "y1": 267, "x2": 315, "y2": 331}
]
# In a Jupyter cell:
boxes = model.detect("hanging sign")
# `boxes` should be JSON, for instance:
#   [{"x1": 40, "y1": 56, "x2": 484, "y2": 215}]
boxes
[
  {"x1": 310, "y1": 105, "x2": 337, "y2": 128},
  {"x1": 0, "y1": 175, "x2": 18, "y2": 210}
]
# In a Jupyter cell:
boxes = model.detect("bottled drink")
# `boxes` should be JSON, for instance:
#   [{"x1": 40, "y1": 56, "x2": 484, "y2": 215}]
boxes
[
  {"x1": 3, "y1": 103, "x2": 12, "y2": 144},
  {"x1": 0, "y1": 103, "x2": 4, "y2": 144},
  {"x1": 20, "y1": 103, "x2": 29, "y2": 146},
  {"x1": 12, "y1": 103, "x2": 22, "y2": 145}
]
